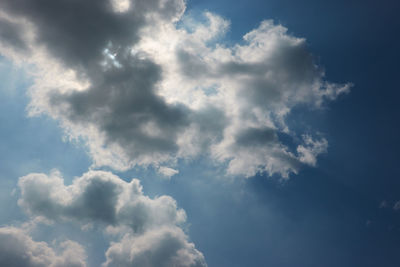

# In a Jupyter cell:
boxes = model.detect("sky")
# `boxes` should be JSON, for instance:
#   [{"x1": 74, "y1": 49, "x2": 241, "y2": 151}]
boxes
[{"x1": 0, "y1": 0, "x2": 399, "y2": 266}]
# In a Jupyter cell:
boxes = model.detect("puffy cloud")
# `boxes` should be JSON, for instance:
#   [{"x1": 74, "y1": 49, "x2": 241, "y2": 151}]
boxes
[
  {"x1": 0, "y1": 227, "x2": 87, "y2": 267},
  {"x1": 0, "y1": 1, "x2": 350, "y2": 178},
  {"x1": 141, "y1": 17, "x2": 347, "y2": 177},
  {"x1": 103, "y1": 227, "x2": 207, "y2": 267},
  {"x1": 18, "y1": 170, "x2": 186, "y2": 232},
  {"x1": 17, "y1": 170, "x2": 206, "y2": 266}
]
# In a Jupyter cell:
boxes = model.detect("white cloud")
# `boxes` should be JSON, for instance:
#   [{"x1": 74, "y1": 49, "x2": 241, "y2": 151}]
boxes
[
  {"x1": 17, "y1": 170, "x2": 206, "y2": 266},
  {"x1": 0, "y1": 1, "x2": 350, "y2": 178},
  {"x1": 297, "y1": 135, "x2": 328, "y2": 166},
  {"x1": 0, "y1": 227, "x2": 87, "y2": 267},
  {"x1": 103, "y1": 227, "x2": 207, "y2": 267},
  {"x1": 110, "y1": 0, "x2": 131, "y2": 13},
  {"x1": 158, "y1": 166, "x2": 179, "y2": 178}
]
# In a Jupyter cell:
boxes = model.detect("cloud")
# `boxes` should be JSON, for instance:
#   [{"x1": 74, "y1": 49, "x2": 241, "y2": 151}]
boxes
[
  {"x1": 0, "y1": 16, "x2": 28, "y2": 51},
  {"x1": 103, "y1": 227, "x2": 207, "y2": 267},
  {"x1": 158, "y1": 166, "x2": 180, "y2": 178},
  {"x1": 0, "y1": 1, "x2": 350, "y2": 178},
  {"x1": 17, "y1": 170, "x2": 206, "y2": 266},
  {"x1": 18, "y1": 170, "x2": 186, "y2": 232},
  {"x1": 0, "y1": 227, "x2": 87, "y2": 267},
  {"x1": 297, "y1": 135, "x2": 328, "y2": 166}
]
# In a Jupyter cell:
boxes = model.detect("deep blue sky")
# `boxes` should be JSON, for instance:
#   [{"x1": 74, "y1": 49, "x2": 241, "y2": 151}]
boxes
[
  {"x1": 1, "y1": 0, "x2": 400, "y2": 266},
  {"x1": 179, "y1": 0, "x2": 400, "y2": 266}
]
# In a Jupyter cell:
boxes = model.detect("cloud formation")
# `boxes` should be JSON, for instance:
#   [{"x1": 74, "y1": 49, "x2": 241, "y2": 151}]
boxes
[
  {"x1": 0, "y1": 227, "x2": 87, "y2": 267},
  {"x1": 17, "y1": 170, "x2": 206, "y2": 267},
  {"x1": 103, "y1": 227, "x2": 206, "y2": 267},
  {"x1": 0, "y1": 0, "x2": 349, "y2": 178},
  {"x1": 18, "y1": 170, "x2": 186, "y2": 231}
]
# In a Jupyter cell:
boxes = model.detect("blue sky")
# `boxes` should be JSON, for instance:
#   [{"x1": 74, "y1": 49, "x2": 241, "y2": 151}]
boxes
[{"x1": 0, "y1": 0, "x2": 399, "y2": 266}]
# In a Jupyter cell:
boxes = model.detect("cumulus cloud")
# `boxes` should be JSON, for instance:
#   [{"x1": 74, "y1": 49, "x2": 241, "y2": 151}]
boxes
[
  {"x1": 0, "y1": 227, "x2": 87, "y2": 267},
  {"x1": 0, "y1": 0, "x2": 349, "y2": 178},
  {"x1": 18, "y1": 170, "x2": 185, "y2": 231},
  {"x1": 17, "y1": 170, "x2": 206, "y2": 267},
  {"x1": 103, "y1": 227, "x2": 207, "y2": 267}
]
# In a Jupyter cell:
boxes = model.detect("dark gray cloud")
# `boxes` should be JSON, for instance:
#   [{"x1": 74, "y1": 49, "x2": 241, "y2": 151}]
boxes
[
  {"x1": 0, "y1": 0, "x2": 183, "y2": 70},
  {"x1": 235, "y1": 127, "x2": 277, "y2": 147},
  {"x1": 0, "y1": 227, "x2": 87, "y2": 267},
  {"x1": 50, "y1": 55, "x2": 189, "y2": 162},
  {"x1": 0, "y1": 17, "x2": 28, "y2": 51},
  {"x1": 1, "y1": 0, "x2": 135, "y2": 71}
]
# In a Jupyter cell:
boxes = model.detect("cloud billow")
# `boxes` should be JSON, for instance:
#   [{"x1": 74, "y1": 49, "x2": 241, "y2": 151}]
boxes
[
  {"x1": 0, "y1": 227, "x2": 87, "y2": 267},
  {"x1": 18, "y1": 170, "x2": 187, "y2": 232},
  {"x1": 16, "y1": 170, "x2": 207, "y2": 267},
  {"x1": 0, "y1": 1, "x2": 349, "y2": 177},
  {"x1": 104, "y1": 227, "x2": 207, "y2": 267}
]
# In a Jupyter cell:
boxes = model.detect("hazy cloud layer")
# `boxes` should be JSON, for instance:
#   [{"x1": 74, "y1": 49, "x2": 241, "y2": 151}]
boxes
[
  {"x1": 0, "y1": 0, "x2": 349, "y2": 177},
  {"x1": 0, "y1": 227, "x2": 87, "y2": 267},
  {"x1": 17, "y1": 170, "x2": 206, "y2": 267}
]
